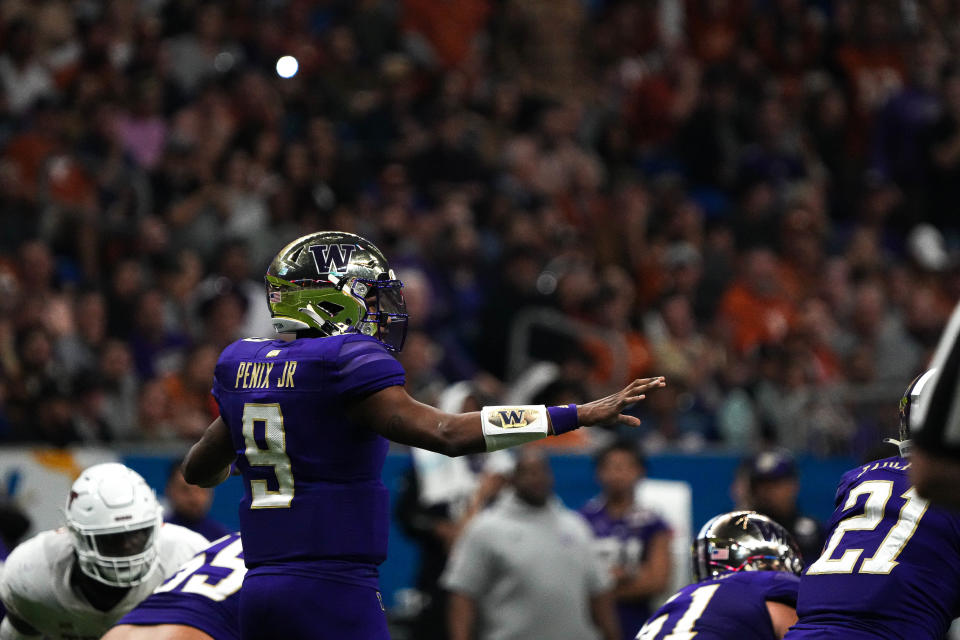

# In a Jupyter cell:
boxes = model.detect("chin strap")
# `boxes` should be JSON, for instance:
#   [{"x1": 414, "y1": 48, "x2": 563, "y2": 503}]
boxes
[{"x1": 883, "y1": 438, "x2": 912, "y2": 457}]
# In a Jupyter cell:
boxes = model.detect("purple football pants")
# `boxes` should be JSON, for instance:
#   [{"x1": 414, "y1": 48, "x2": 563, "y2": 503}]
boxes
[{"x1": 239, "y1": 571, "x2": 389, "y2": 640}]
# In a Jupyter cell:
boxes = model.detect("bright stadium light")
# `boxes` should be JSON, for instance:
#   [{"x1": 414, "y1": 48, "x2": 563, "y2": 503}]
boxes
[{"x1": 276, "y1": 56, "x2": 299, "y2": 79}]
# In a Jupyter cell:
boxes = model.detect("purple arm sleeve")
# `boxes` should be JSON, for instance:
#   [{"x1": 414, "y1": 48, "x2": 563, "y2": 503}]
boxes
[{"x1": 547, "y1": 404, "x2": 579, "y2": 435}]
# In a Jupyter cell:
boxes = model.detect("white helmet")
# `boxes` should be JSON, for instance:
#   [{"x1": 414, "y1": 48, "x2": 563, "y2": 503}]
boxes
[{"x1": 65, "y1": 463, "x2": 162, "y2": 587}]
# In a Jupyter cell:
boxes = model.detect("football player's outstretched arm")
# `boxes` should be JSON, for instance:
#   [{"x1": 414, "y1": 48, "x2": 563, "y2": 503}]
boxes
[
  {"x1": 182, "y1": 417, "x2": 236, "y2": 488},
  {"x1": 349, "y1": 377, "x2": 666, "y2": 456}
]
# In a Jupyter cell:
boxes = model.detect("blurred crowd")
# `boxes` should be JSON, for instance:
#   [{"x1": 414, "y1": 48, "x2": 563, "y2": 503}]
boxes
[{"x1": 0, "y1": 0, "x2": 958, "y2": 457}]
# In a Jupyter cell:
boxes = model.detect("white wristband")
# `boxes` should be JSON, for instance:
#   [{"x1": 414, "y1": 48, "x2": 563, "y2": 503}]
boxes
[{"x1": 480, "y1": 405, "x2": 549, "y2": 452}]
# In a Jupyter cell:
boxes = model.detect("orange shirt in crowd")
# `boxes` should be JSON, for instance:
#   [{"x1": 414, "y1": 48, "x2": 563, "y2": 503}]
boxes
[
  {"x1": 402, "y1": 0, "x2": 489, "y2": 69},
  {"x1": 582, "y1": 332, "x2": 654, "y2": 388},
  {"x1": 162, "y1": 375, "x2": 219, "y2": 422},
  {"x1": 719, "y1": 283, "x2": 796, "y2": 354}
]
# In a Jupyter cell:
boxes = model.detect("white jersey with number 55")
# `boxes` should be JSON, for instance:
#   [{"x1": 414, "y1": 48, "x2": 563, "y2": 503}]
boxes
[
  {"x1": 785, "y1": 456, "x2": 960, "y2": 640},
  {"x1": 0, "y1": 524, "x2": 207, "y2": 640}
]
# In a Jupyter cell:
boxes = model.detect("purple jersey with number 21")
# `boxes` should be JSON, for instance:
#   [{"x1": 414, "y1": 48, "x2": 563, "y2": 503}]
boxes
[
  {"x1": 117, "y1": 532, "x2": 244, "y2": 639},
  {"x1": 211, "y1": 335, "x2": 405, "y2": 574},
  {"x1": 637, "y1": 571, "x2": 799, "y2": 640},
  {"x1": 785, "y1": 456, "x2": 960, "y2": 640}
]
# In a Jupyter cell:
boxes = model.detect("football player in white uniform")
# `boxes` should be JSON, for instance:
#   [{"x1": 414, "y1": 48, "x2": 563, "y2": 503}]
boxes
[{"x1": 0, "y1": 463, "x2": 208, "y2": 640}]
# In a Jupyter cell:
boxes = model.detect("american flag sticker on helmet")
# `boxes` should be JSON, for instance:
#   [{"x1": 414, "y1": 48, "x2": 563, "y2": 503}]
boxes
[
  {"x1": 710, "y1": 547, "x2": 729, "y2": 560},
  {"x1": 269, "y1": 292, "x2": 282, "y2": 303}
]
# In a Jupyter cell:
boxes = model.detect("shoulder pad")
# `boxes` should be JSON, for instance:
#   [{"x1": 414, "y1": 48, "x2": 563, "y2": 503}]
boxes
[
  {"x1": 157, "y1": 524, "x2": 210, "y2": 577},
  {"x1": 336, "y1": 333, "x2": 389, "y2": 356},
  {"x1": 0, "y1": 531, "x2": 69, "y2": 621},
  {"x1": 218, "y1": 338, "x2": 279, "y2": 363},
  {"x1": 841, "y1": 456, "x2": 910, "y2": 489}
]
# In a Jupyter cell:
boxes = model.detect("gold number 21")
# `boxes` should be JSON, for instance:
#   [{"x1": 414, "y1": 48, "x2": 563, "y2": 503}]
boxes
[{"x1": 807, "y1": 480, "x2": 928, "y2": 576}]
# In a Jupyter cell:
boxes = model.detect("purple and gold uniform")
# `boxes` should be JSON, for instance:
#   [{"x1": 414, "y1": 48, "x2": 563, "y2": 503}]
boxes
[
  {"x1": 638, "y1": 571, "x2": 800, "y2": 640},
  {"x1": 580, "y1": 497, "x2": 671, "y2": 637},
  {"x1": 117, "y1": 533, "x2": 244, "y2": 639},
  {"x1": 211, "y1": 333, "x2": 404, "y2": 639},
  {"x1": 785, "y1": 456, "x2": 960, "y2": 640}
]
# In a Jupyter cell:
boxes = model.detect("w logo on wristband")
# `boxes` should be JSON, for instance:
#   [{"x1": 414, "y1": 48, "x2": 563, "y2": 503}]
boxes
[
  {"x1": 481, "y1": 405, "x2": 551, "y2": 451},
  {"x1": 490, "y1": 408, "x2": 539, "y2": 429}
]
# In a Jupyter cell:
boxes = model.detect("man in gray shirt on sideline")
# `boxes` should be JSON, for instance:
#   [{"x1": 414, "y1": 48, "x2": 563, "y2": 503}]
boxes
[{"x1": 442, "y1": 448, "x2": 620, "y2": 640}]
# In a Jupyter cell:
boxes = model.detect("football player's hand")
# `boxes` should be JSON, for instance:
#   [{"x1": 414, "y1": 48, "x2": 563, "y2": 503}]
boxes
[{"x1": 577, "y1": 377, "x2": 665, "y2": 428}]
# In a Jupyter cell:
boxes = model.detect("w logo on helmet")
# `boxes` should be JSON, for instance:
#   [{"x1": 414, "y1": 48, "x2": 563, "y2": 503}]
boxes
[{"x1": 308, "y1": 244, "x2": 357, "y2": 276}]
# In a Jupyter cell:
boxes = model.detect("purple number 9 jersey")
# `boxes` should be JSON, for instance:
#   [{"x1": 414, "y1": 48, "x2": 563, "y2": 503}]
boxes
[
  {"x1": 785, "y1": 456, "x2": 960, "y2": 640},
  {"x1": 212, "y1": 335, "x2": 405, "y2": 568},
  {"x1": 637, "y1": 571, "x2": 799, "y2": 640},
  {"x1": 117, "y1": 533, "x2": 244, "y2": 640}
]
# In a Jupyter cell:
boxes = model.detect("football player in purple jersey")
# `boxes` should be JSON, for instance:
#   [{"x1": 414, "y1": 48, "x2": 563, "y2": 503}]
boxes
[
  {"x1": 637, "y1": 511, "x2": 803, "y2": 640},
  {"x1": 104, "y1": 533, "x2": 244, "y2": 640},
  {"x1": 181, "y1": 231, "x2": 668, "y2": 640},
  {"x1": 784, "y1": 371, "x2": 960, "y2": 639}
]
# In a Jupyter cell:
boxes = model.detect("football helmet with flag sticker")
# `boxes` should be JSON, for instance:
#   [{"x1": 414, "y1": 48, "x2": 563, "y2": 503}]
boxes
[
  {"x1": 692, "y1": 510, "x2": 802, "y2": 581},
  {"x1": 65, "y1": 463, "x2": 163, "y2": 587},
  {"x1": 265, "y1": 231, "x2": 408, "y2": 351}
]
